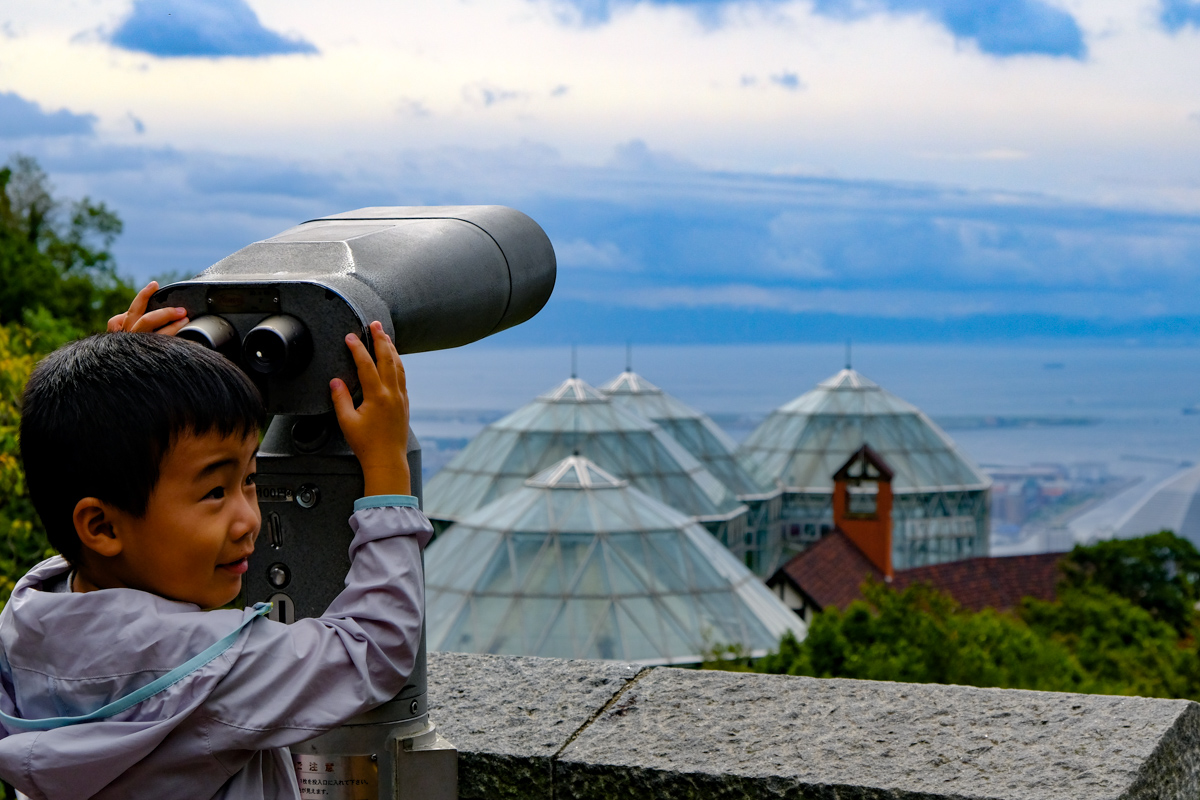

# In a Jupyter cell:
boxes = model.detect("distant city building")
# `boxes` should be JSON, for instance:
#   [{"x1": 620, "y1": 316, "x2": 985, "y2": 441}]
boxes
[
  {"x1": 985, "y1": 462, "x2": 1112, "y2": 535},
  {"x1": 737, "y1": 369, "x2": 991, "y2": 571},
  {"x1": 766, "y1": 446, "x2": 1058, "y2": 623},
  {"x1": 425, "y1": 455, "x2": 805, "y2": 664},
  {"x1": 600, "y1": 369, "x2": 783, "y2": 575},
  {"x1": 1112, "y1": 464, "x2": 1200, "y2": 545},
  {"x1": 423, "y1": 377, "x2": 748, "y2": 545}
]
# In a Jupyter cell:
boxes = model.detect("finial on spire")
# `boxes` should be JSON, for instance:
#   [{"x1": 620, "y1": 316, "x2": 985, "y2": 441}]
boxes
[
  {"x1": 845, "y1": 338, "x2": 852, "y2": 371},
  {"x1": 626, "y1": 340, "x2": 632, "y2": 373},
  {"x1": 571, "y1": 344, "x2": 577, "y2": 379}
]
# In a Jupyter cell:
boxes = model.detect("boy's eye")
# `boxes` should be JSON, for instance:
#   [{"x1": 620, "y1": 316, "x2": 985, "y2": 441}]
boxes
[
  {"x1": 245, "y1": 473, "x2": 257, "y2": 486},
  {"x1": 204, "y1": 486, "x2": 226, "y2": 500}
]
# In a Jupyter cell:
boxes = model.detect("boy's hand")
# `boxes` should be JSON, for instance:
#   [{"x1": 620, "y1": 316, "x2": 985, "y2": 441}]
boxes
[
  {"x1": 108, "y1": 281, "x2": 190, "y2": 335},
  {"x1": 331, "y1": 321, "x2": 411, "y2": 497}
]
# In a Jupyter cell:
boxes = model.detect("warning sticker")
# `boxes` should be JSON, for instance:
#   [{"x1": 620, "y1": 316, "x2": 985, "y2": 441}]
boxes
[{"x1": 292, "y1": 753, "x2": 378, "y2": 799}]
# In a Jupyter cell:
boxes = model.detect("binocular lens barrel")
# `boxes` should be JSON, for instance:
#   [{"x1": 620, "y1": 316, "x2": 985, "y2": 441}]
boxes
[
  {"x1": 243, "y1": 315, "x2": 312, "y2": 375},
  {"x1": 177, "y1": 315, "x2": 237, "y2": 353}
]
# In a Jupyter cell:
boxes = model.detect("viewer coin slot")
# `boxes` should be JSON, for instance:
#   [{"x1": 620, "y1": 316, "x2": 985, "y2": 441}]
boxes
[
  {"x1": 266, "y1": 512, "x2": 283, "y2": 549},
  {"x1": 267, "y1": 593, "x2": 295, "y2": 624}
]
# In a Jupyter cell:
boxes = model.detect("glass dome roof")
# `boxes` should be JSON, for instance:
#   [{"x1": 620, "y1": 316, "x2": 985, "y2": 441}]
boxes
[
  {"x1": 424, "y1": 377, "x2": 746, "y2": 524},
  {"x1": 1114, "y1": 464, "x2": 1200, "y2": 544},
  {"x1": 425, "y1": 455, "x2": 806, "y2": 664},
  {"x1": 737, "y1": 369, "x2": 989, "y2": 494},
  {"x1": 601, "y1": 371, "x2": 766, "y2": 497}
]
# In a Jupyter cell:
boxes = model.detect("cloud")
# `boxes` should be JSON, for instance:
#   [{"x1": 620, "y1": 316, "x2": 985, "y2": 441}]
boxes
[
  {"x1": 567, "y1": 283, "x2": 1138, "y2": 318},
  {"x1": 462, "y1": 83, "x2": 528, "y2": 108},
  {"x1": 555, "y1": 239, "x2": 641, "y2": 271},
  {"x1": 812, "y1": 0, "x2": 1085, "y2": 58},
  {"x1": 0, "y1": 92, "x2": 96, "y2": 138},
  {"x1": 109, "y1": 0, "x2": 318, "y2": 58},
  {"x1": 23, "y1": 137, "x2": 1200, "y2": 340},
  {"x1": 398, "y1": 98, "x2": 432, "y2": 118},
  {"x1": 550, "y1": 0, "x2": 1084, "y2": 58},
  {"x1": 1162, "y1": 0, "x2": 1200, "y2": 32},
  {"x1": 915, "y1": 148, "x2": 1029, "y2": 161},
  {"x1": 185, "y1": 157, "x2": 338, "y2": 197},
  {"x1": 769, "y1": 71, "x2": 803, "y2": 90},
  {"x1": 607, "y1": 139, "x2": 696, "y2": 172}
]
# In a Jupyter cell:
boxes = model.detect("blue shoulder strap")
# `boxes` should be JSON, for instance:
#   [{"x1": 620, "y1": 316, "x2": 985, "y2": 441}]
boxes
[{"x1": 0, "y1": 602, "x2": 272, "y2": 732}]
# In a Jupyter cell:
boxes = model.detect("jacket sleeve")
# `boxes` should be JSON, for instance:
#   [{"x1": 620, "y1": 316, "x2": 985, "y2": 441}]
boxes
[{"x1": 197, "y1": 503, "x2": 432, "y2": 752}]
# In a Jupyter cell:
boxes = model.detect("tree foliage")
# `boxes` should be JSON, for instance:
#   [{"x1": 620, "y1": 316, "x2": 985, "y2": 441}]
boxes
[
  {"x1": 1056, "y1": 531, "x2": 1200, "y2": 635},
  {"x1": 744, "y1": 532, "x2": 1200, "y2": 701},
  {"x1": 0, "y1": 155, "x2": 134, "y2": 335},
  {"x1": 758, "y1": 581, "x2": 1089, "y2": 693},
  {"x1": 0, "y1": 323, "x2": 62, "y2": 604},
  {"x1": 1020, "y1": 583, "x2": 1200, "y2": 698},
  {"x1": 0, "y1": 154, "x2": 133, "y2": 604}
]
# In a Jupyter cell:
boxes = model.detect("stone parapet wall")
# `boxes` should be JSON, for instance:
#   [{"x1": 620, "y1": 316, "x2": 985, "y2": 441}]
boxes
[{"x1": 428, "y1": 651, "x2": 1200, "y2": 800}]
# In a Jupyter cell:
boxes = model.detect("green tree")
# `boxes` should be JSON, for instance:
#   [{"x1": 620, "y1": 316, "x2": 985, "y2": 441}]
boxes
[
  {"x1": 742, "y1": 532, "x2": 1200, "y2": 701},
  {"x1": 0, "y1": 155, "x2": 133, "y2": 334},
  {"x1": 1057, "y1": 531, "x2": 1200, "y2": 635},
  {"x1": 0, "y1": 324, "x2": 58, "y2": 604},
  {"x1": 758, "y1": 580, "x2": 1089, "y2": 693},
  {"x1": 0, "y1": 153, "x2": 134, "y2": 606},
  {"x1": 1020, "y1": 585, "x2": 1200, "y2": 699}
]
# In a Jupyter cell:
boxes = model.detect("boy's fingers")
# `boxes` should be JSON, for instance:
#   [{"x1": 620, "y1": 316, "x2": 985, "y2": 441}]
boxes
[
  {"x1": 394, "y1": 349, "x2": 408, "y2": 395},
  {"x1": 123, "y1": 282, "x2": 158, "y2": 328},
  {"x1": 132, "y1": 307, "x2": 186, "y2": 333},
  {"x1": 107, "y1": 313, "x2": 127, "y2": 332},
  {"x1": 329, "y1": 378, "x2": 357, "y2": 424},
  {"x1": 345, "y1": 332, "x2": 383, "y2": 398},
  {"x1": 156, "y1": 317, "x2": 191, "y2": 337},
  {"x1": 373, "y1": 325, "x2": 399, "y2": 393}
]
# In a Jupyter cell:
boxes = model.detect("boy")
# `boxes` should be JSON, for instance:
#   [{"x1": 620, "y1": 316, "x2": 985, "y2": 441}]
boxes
[{"x1": 0, "y1": 283, "x2": 431, "y2": 799}]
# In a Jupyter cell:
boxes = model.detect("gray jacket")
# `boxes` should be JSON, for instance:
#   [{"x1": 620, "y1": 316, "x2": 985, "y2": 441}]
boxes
[{"x1": 0, "y1": 504, "x2": 432, "y2": 800}]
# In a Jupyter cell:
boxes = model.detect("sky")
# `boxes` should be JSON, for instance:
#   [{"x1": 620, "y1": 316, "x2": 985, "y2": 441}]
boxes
[{"x1": 2, "y1": 0, "x2": 1200, "y2": 343}]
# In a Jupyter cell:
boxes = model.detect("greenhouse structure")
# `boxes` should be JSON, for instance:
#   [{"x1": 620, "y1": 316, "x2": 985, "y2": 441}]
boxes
[
  {"x1": 601, "y1": 370, "x2": 764, "y2": 496},
  {"x1": 1114, "y1": 463, "x2": 1200, "y2": 544},
  {"x1": 423, "y1": 377, "x2": 748, "y2": 544},
  {"x1": 737, "y1": 368, "x2": 991, "y2": 572},
  {"x1": 424, "y1": 455, "x2": 806, "y2": 664},
  {"x1": 600, "y1": 369, "x2": 783, "y2": 574}
]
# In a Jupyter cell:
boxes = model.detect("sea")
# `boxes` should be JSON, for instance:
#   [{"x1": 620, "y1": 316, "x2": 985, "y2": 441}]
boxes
[{"x1": 400, "y1": 342, "x2": 1200, "y2": 554}]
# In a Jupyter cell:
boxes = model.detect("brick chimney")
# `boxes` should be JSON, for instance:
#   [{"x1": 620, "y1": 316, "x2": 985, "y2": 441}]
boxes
[{"x1": 832, "y1": 444, "x2": 895, "y2": 579}]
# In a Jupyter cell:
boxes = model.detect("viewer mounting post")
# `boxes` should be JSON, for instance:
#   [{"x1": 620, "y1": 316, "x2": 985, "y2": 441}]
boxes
[{"x1": 149, "y1": 206, "x2": 557, "y2": 800}]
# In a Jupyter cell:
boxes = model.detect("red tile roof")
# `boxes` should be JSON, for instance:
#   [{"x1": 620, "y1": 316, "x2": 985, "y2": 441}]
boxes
[
  {"x1": 773, "y1": 530, "x2": 883, "y2": 611},
  {"x1": 771, "y1": 531, "x2": 1063, "y2": 613},
  {"x1": 892, "y1": 552, "x2": 1063, "y2": 611}
]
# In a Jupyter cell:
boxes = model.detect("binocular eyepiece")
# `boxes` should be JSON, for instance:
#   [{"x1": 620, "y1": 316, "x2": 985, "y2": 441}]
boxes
[
  {"x1": 243, "y1": 315, "x2": 312, "y2": 376},
  {"x1": 150, "y1": 206, "x2": 557, "y2": 415},
  {"x1": 179, "y1": 313, "x2": 312, "y2": 376}
]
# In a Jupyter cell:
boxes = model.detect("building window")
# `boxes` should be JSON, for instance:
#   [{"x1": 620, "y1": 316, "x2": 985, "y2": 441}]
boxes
[{"x1": 846, "y1": 485, "x2": 879, "y2": 516}]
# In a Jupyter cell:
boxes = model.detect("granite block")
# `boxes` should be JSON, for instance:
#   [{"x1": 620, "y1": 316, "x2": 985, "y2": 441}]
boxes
[
  {"x1": 556, "y1": 668, "x2": 1200, "y2": 800},
  {"x1": 427, "y1": 651, "x2": 642, "y2": 800}
]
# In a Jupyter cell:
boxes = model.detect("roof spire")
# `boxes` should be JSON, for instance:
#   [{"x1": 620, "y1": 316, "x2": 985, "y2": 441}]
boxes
[
  {"x1": 845, "y1": 338, "x2": 852, "y2": 371},
  {"x1": 571, "y1": 344, "x2": 577, "y2": 379},
  {"x1": 626, "y1": 340, "x2": 632, "y2": 373}
]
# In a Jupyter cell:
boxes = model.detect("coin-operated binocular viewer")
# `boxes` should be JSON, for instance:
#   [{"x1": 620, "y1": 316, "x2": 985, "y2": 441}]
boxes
[{"x1": 149, "y1": 206, "x2": 557, "y2": 800}]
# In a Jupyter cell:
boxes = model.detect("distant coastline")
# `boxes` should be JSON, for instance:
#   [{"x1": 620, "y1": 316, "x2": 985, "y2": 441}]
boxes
[{"x1": 934, "y1": 416, "x2": 1102, "y2": 430}]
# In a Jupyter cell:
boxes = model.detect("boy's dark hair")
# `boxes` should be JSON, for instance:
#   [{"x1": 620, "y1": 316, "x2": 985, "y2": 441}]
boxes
[{"x1": 20, "y1": 333, "x2": 266, "y2": 564}]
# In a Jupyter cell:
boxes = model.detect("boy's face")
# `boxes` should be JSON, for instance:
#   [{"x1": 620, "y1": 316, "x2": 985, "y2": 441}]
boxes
[{"x1": 84, "y1": 430, "x2": 261, "y2": 609}]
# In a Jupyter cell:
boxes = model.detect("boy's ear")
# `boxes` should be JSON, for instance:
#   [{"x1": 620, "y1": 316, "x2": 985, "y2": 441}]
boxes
[{"x1": 72, "y1": 498, "x2": 124, "y2": 559}]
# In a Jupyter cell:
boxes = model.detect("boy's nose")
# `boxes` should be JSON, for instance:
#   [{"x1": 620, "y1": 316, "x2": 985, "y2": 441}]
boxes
[{"x1": 232, "y1": 495, "x2": 262, "y2": 541}]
